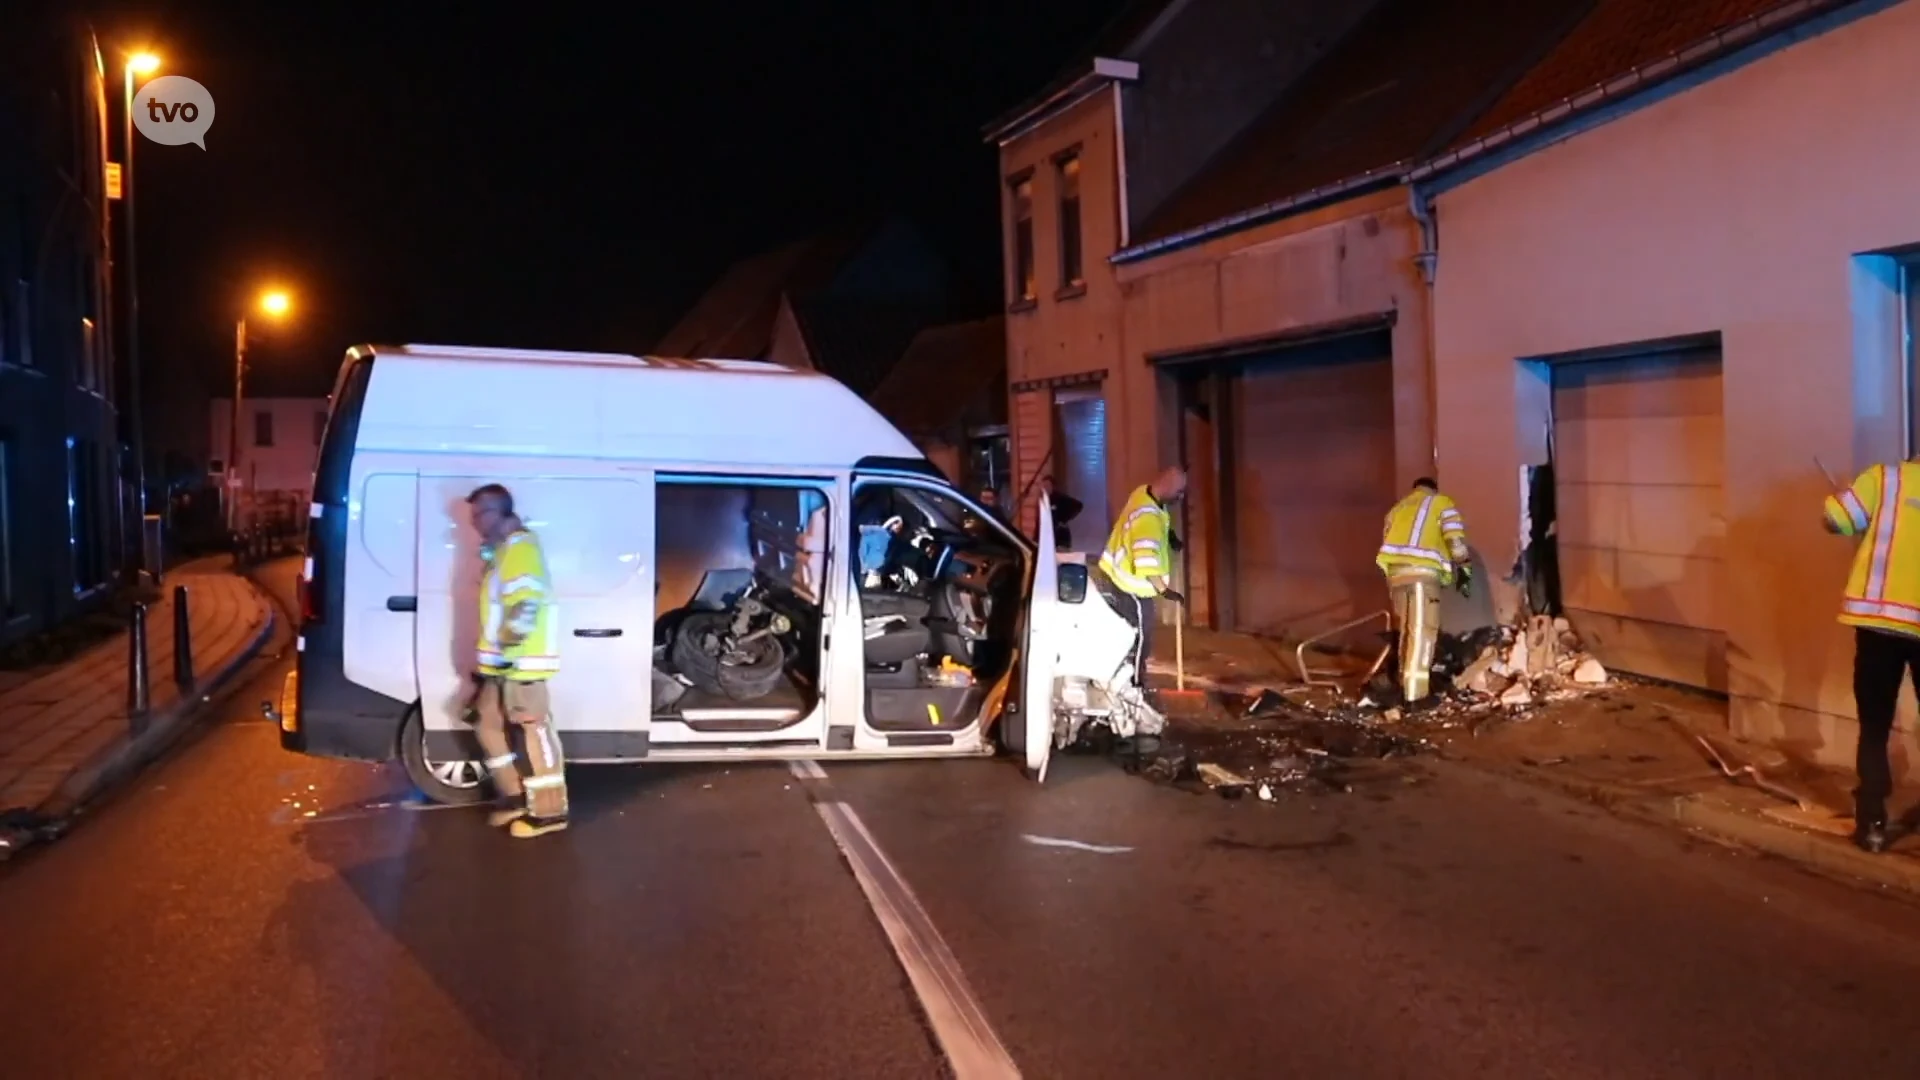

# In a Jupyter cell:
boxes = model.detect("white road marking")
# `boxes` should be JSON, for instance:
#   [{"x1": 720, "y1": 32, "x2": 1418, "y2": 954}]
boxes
[
  {"x1": 1021, "y1": 833, "x2": 1132, "y2": 855},
  {"x1": 786, "y1": 760, "x2": 1021, "y2": 1079}
]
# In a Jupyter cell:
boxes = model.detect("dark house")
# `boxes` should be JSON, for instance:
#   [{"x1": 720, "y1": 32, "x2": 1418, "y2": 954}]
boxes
[
  {"x1": 0, "y1": 14, "x2": 124, "y2": 645},
  {"x1": 867, "y1": 316, "x2": 1009, "y2": 493},
  {"x1": 653, "y1": 216, "x2": 951, "y2": 397}
]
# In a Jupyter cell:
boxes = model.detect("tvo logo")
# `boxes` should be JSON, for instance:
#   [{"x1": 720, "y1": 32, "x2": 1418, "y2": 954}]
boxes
[{"x1": 133, "y1": 75, "x2": 217, "y2": 149}]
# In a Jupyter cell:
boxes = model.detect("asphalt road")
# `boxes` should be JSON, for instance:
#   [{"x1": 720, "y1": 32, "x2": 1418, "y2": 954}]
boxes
[{"x1": 4, "y1": 558, "x2": 1920, "y2": 1078}]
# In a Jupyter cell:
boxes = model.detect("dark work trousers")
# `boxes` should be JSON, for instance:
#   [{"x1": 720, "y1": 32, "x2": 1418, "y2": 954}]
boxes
[
  {"x1": 1853, "y1": 626, "x2": 1920, "y2": 822},
  {"x1": 1092, "y1": 565, "x2": 1156, "y2": 686}
]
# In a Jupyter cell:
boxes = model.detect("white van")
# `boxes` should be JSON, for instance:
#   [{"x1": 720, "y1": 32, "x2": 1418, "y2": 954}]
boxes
[{"x1": 275, "y1": 344, "x2": 1165, "y2": 803}]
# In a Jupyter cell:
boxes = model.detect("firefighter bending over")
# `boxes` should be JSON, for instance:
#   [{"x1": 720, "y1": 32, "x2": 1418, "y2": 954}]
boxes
[
  {"x1": 1377, "y1": 477, "x2": 1473, "y2": 703},
  {"x1": 465, "y1": 483, "x2": 568, "y2": 839},
  {"x1": 1093, "y1": 466, "x2": 1188, "y2": 691}
]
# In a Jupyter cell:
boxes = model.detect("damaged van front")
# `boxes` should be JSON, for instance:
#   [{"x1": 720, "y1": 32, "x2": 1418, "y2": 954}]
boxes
[{"x1": 1019, "y1": 494, "x2": 1167, "y2": 782}]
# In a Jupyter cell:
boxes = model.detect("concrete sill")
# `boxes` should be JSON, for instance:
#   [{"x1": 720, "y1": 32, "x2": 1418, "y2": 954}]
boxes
[
  {"x1": 1007, "y1": 298, "x2": 1038, "y2": 315},
  {"x1": 1054, "y1": 282, "x2": 1088, "y2": 302}
]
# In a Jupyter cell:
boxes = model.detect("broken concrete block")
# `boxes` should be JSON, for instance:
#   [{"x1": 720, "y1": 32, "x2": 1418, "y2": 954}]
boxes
[
  {"x1": 1196, "y1": 762, "x2": 1251, "y2": 789},
  {"x1": 1458, "y1": 652, "x2": 1501, "y2": 693},
  {"x1": 1553, "y1": 617, "x2": 1572, "y2": 634},
  {"x1": 1573, "y1": 657, "x2": 1607, "y2": 686},
  {"x1": 1526, "y1": 616, "x2": 1556, "y2": 677},
  {"x1": 1506, "y1": 636, "x2": 1529, "y2": 673},
  {"x1": 1383, "y1": 708, "x2": 1403, "y2": 723},
  {"x1": 1499, "y1": 681, "x2": 1533, "y2": 707}
]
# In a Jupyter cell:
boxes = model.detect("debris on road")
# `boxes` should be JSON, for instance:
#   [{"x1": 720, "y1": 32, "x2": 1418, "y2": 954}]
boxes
[
  {"x1": 1113, "y1": 611, "x2": 1629, "y2": 803},
  {"x1": 1022, "y1": 833, "x2": 1133, "y2": 855},
  {"x1": 1690, "y1": 731, "x2": 1817, "y2": 811}
]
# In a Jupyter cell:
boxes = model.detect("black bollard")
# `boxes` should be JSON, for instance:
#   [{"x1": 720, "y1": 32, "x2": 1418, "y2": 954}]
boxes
[
  {"x1": 173, "y1": 584, "x2": 194, "y2": 691},
  {"x1": 128, "y1": 602, "x2": 151, "y2": 731}
]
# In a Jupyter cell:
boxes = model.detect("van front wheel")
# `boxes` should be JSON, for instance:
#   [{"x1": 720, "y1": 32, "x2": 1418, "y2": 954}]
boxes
[{"x1": 399, "y1": 705, "x2": 492, "y2": 806}]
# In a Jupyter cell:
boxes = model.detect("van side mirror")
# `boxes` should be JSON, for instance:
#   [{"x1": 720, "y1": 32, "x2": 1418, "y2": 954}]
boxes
[{"x1": 1057, "y1": 563, "x2": 1088, "y2": 604}]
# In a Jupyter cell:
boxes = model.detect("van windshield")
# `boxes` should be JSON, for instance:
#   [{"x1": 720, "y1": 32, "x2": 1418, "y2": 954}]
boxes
[{"x1": 858, "y1": 485, "x2": 995, "y2": 539}]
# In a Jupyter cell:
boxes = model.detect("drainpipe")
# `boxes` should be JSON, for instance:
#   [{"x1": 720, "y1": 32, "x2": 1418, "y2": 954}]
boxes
[
  {"x1": 1111, "y1": 80, "x2": 1131, "y2": 249},
  {"x1": 1408, "y1": 184, "x2": 1440, "y2": 476}
]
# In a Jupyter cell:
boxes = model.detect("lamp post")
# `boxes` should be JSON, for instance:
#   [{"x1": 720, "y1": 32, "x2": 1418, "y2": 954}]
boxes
[
  {"x1": 228, "y1": 289, "x2": 293, "y2": 532},
  {"x1": 123, "y1": 51, "x2": 160, "y2": 576}
]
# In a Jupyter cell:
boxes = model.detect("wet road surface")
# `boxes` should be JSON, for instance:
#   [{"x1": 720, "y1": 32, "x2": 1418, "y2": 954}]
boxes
[{"x1": 4, "y1": 559, "x2": 1920, "y2": 1077}]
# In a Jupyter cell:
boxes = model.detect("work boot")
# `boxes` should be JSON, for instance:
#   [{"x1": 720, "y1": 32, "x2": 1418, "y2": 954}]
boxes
[
  {"x1": 510, "y1": 815, "x2": 568, "y2": 839},
  {"x1": 486, "y1": 798, "x2": 527, "y2": 828},
  {"x1": 1853, "y1": 807, "x2": 1889, "y2": 854}
]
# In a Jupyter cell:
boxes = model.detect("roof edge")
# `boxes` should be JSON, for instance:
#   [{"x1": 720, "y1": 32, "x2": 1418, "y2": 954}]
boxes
[
  {"x1": 1110, "y1": 164, "x2": 1405, "y2": 265},
  {"x1": 1407, "y1": 0, "x2": 1864, "y2": 183},
  {"x1": 982, "y1": 57, "x2": 1140, "y2": 145},
  {"x1": 1109, "y1": 0, "x2": 1872, "y2": 266}
]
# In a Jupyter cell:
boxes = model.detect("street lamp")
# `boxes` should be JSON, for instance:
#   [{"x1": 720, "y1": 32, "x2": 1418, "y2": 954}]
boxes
[
  {"x1": 122, "y1": 50, "x2": 160, "y2": 576},
  {"x1": 228, "y1": 289, "x2": 294, "y2": 531}
]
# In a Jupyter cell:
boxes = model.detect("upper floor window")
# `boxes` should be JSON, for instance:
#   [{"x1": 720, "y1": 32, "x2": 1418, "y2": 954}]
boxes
[
  {"x1": 1009, "y1": 173, "x2": 1036, "y2": 306},
  {"x1": 255, "y1": 410, "x2": 275, "y2": 448},
  {"x1": 1056, "y1": 151, "x2": 1083, "y2": 291}
]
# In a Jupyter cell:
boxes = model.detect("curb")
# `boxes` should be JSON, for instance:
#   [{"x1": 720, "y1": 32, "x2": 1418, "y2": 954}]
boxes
[
  {"x1": 1451, "y1": 753, "x2": 1920, "y2": 900},
  {"x1": 35, "y1": 575, "x2": 279, "y2": 822}
]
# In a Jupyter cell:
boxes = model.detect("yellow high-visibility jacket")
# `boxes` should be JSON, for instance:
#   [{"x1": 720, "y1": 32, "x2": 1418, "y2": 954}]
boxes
[
  {"x1": 1825, "y1": 462, "x2": 1920, "y2": 639},
  {"x1": 1099, "y1": 485, "x2": 1171, "y2": 598},
  {"x1": 1376, "y1": 489, "x2": 1470, "y2": 582},
  {"x1": 478, "y1": 528, "x2": 558, "y2": 679}
]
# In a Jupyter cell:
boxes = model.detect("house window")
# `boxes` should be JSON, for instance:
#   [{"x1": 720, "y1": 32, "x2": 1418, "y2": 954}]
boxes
[
  {"x1": 314, "y1": 410, "x2": 328, "y2": 447},
  {"x1": 1056, "y1": 151, "x2": 1083, "y2": 290},
  {"x1": 0, "y1": 436, "x2": 13, "y2": 613},
  {"x1": 255, "y1": 409, "x2": 274, "y2": 448},
  {"x1": 1905, "y1": 260, "x2": 1920, "y2": 457},
  {"x1": 10, "y1": 280, "x2": 32, "y2": 369},
  {"x1": 79, "y1": 317, "x2": 97, "y2": 391},
  {"x1": 1009, "y1": 173, "x2": 1036, "y2": 306},
  {"x1": 68, "y1": 436, "x2": 104, "y2": 592}
]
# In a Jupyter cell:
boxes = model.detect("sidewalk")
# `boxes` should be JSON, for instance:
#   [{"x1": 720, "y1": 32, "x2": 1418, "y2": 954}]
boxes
[
  {"x1": 1144, "y1": 624, "x2": 1920, "y2": 899},
  {"x1": 0, "y1": 558, "x2": 274, "y2": 824}
]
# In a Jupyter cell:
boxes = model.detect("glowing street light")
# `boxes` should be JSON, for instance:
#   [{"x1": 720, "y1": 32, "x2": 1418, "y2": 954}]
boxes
[
  {"x1": 128, "y1": 52, "x2": 162, "y2": 77},
  {"x1": 228, "y1": 287, "x2": 299, "y2": 530}
]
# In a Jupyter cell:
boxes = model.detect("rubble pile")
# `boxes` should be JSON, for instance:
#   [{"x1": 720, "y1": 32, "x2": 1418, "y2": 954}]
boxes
[{"x1": 1441, "y1": 614, "x2": 1609, "y2": 710}]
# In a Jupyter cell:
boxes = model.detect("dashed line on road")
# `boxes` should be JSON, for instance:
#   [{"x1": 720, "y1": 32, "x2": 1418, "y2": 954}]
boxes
[{"x1": 786, "y1": 759, "x2": 1021, "y2": 1080}]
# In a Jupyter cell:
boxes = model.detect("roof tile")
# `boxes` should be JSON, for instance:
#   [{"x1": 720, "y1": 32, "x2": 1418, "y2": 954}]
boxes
[
  {"x1": 1136, "y1": 0, "x2": 1592, "y2": 246},
  {"x1": 1457, "y1": 0, "x2": 1791, "y2": 144}
]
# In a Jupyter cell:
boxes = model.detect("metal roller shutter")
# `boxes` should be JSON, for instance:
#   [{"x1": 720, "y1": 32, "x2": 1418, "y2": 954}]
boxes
[
  {"x1": 1229, "y1": 339, "x2": 1397, "y2": 637},
  {"x1": 1053, "y1": 389, "x2": 1109, "y2": 559}
]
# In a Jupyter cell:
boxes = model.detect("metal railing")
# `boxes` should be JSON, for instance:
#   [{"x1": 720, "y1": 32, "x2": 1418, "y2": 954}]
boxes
[{"x1": 1295, "y1": 608, "x2": 1395, "y2": 689}]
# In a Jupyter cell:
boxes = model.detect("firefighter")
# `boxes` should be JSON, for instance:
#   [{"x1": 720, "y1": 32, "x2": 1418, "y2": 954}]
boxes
[
  {"x1": 1377, "y1": 477, "x2": 1473, "y2": 703},
  {"x1": 1823, "y1": 459, "x2": 1920, "y2": 853},
  {"x1": 464, "y1": 483, "x2": 568, "y2": 839},
  {"x1": 1093, "y1": 466, "x2": 1188, "y2": 689}
]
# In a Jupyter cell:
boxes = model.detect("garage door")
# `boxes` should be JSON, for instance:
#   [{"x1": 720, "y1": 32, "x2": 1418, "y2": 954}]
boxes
[
  {"x1": 1229, "y1": 334, "x2": 1398, "y2": 637},
  {"x1": 1553, "y1": 348, "x2": 1726, "y2": 690}
]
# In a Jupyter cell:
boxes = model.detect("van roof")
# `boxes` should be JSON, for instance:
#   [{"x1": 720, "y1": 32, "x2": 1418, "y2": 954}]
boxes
[{"x1": 346, "y1": 343, "x2": 928, "y2": 471}]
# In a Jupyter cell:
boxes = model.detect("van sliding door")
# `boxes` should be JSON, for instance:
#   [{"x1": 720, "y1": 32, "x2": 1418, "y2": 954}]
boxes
[{"x1": 414, "y1": 473, "x2": 655, "y2": 762}]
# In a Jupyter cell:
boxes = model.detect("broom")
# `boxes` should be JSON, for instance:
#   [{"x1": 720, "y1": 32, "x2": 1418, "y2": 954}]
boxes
[{"x1": 1156, "y1": 558, "x2": 1209, "y2": 719}]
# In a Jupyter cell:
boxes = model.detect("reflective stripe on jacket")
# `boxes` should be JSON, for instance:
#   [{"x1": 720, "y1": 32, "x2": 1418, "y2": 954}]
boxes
[
  {"x1": 1098, "y1": 485, "x2": 1170, "y2": 599},
  {"x1": 1376, "y1": 490, "x2": 1469, "y2": 582},
  {"x1": 1826, "y1": 462, "x2": 1920, "y2": 639},
  {"x1": 478, "y1": 529, "x2": 559, "y2": 679}
]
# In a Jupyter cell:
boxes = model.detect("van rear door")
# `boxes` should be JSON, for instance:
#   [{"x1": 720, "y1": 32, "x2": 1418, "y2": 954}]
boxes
[{"x1": 414, "y1": 474, "x2": 655, "y2": 762}]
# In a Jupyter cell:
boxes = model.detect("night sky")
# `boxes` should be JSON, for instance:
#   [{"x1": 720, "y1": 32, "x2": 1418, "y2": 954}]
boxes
[{"x1": 81, "y1": 0, "x2": 1126, "y2": 442}]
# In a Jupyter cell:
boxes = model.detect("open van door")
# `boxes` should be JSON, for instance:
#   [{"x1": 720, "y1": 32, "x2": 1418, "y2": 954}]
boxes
[{"x1": 1022, "y1": 493, "x2": 1063, "y2": 781}]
